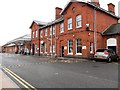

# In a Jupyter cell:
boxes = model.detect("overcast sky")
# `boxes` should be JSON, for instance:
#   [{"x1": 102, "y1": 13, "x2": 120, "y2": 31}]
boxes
[{"x1": 0, "y1": 0, "x2": 119, "y2": 46}]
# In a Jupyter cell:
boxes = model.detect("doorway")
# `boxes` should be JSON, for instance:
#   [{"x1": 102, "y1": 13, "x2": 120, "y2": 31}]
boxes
[
  {"x1": 61, "y1": 46, "x2": 64, "y2": 57},
  {"x1": 107, "y1": 38, "x2": 117, "y2": 53},
  {"x1": 108, "y1": 46, "x2": 116, "y2": 53}
]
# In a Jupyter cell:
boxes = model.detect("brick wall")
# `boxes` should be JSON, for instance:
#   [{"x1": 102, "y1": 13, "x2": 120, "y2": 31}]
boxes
[{"x1": 31, "y1": 1, "x2": 118, "y2": 58}]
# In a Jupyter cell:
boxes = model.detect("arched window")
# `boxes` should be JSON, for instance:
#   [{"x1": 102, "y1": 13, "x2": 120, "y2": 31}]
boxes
[{"x1": 107, "y1": 38, "x2": 117, "y2": 46}]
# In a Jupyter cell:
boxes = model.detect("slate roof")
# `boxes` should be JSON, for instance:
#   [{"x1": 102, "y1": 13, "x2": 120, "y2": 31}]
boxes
[
  {"x1": 29, "y1": 20, "x2": 48, "y2": 29},
  {"x1": 39, "y1": 17, "x2": 64, "y2": 30},
  {"x1": 102, "y1": 23, "x2": 120, "y2": 36}
]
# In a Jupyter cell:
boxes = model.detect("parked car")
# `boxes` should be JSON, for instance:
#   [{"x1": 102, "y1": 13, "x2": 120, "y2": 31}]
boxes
[{"x1": 94, "y1": 49, "x2": 119, "y2": 62}]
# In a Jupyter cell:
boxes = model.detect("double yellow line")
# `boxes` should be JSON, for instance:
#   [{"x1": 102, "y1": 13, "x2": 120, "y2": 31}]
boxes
[{"x1": 2, "y1": 68, "x2": 37, "y2": 90}]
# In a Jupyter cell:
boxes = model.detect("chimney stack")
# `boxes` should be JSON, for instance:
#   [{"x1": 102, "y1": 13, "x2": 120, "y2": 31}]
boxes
[
  {"x1": 108, "y1": 3, "x2": 115, "y2": 14},
  {"x1": 55, "y1": 7, "x2": 62, "y2": 20},
  {"x1": 91, "y1": 0, "x2": 100, "y2": 7}
]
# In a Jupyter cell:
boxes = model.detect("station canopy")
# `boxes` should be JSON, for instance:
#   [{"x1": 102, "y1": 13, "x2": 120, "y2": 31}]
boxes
[{"x1": 5, "y1": 34, "x2": 31, "y2": 46}]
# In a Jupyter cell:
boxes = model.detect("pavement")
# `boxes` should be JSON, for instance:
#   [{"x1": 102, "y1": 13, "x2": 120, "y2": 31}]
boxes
[{"x1": 0, "y1": 69, "x2": 19, "y2": 89}]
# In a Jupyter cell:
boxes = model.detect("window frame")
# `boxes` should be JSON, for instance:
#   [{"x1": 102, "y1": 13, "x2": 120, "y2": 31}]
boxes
[
  {"x1": 40, "y1": 30, "x2": 43, "y2": 38},
  {"x1": 53, "y1": 26, "x2": 55, "y2": 35},
  {"x1": 50, "y1": 26, "x2": 52, "y2": 36},
  {"x1": 68, "y1": 18, "x2": 72, "y2": 30},
  {"x1": 36, "y1": 30, "x2": 38, "y2": 38},
  {"x1": 76, "y1": 39, "x2": 82, "y2": 55},
  {"x1": 53, "y1": 44, "x2": 55, "y2": 53},
  {"x1": 44, "y1": 43, "x2": 47, "y2": 53},
  {"x1": 45, "y1": 28, "x2": 48, "y2": 36},
  {"x1": 76, "y1": 15, "x2": 82, "y2": 28},
  {"x1": 50, "y1": 45, "x2": 52, "y2": 53},
  {"x1": 40, "y1": 44, "x2": 43, "y2": 53},
  {"x1": 60, "y1": 23, "x2": 64, "y2": 33},
  {"x1": 68, "y1": 40, "x2": 73, "y2": 54}
]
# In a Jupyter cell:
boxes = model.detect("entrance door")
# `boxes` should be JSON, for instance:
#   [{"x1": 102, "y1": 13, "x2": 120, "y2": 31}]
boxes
[
  {"x1": 61, "y1": 46, "x2": 64, "y2": 57},
  {"x1": 108, "y1": 46, "x2": 116, "y2": 53}
]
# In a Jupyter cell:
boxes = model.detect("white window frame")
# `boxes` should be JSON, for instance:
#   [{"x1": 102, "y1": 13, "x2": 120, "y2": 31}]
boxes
[
  {"x1": 60, "y1": 23, "x2": 64, "y2": 33},
  {"x1": 76, "y1": 39, "x2": 82, "y2": 55},
  {"x1": 40, "y1": 30, "x2": 43, "y2": 38},
  {"x1": 76, "y1": 15, "x2": 82, "y2": 28},
  {"x1": 50, "y1": 45, "x2": 52, "y2": 53},
  {"x1": 40, "y1": 44, "x2": 43, "y2": 53},
  {"x1": 36, "y1": 30, "x2": 38, "y2": 38},
  {"x1": 44, "y1": 43, "x2": 47, "y2": 53},
  {"x1": 45, "y1": 28, "x2": 48, "y2": 36},
  {"x1": 53, "y1": 44, "x2": 55, "y2": 53},
  {"x1": 68, "y1": 18, "x2": 72, "y2": 30},
  {"x1": 50, "y1": 26, "x2": 52, "y2": 36},
  {"x1": 53, "y1": 26, "x2": 55, "y2": 35},
  {"x1": 68, "y1": 40, "x2": 73, "y2": 54}
]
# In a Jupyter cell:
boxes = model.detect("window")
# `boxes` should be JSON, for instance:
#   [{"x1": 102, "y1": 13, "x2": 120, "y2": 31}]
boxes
[
  {"x1": 36, "y1": 30, "x2": 38, "y2": 38},
  {"x1": 40, "y1": 44, "x2": 43, "y2": 53},
  {"x1": 68, "y1": 18, "x2": 72, "y2": 30},
  {"x1": 53, "y1": 26, "x2": 55, "y2": 35},
  {"x1": 76, "y1": 15, "x2": 82, "y2": 28},
  {"x1": 60, "y1": 23, "x2": 64, "y2": 33},
  {"x1": 50, "y1": 26, "x2": 52, "y2": 35},
  {"x1": 53, "y1": 44, "x2": 55, "y2": 53},
  {"x1": 45, "y1": 28, "x2": 48, "y2": 36},
  {"x1": 50, "y1": 45, "x2": 52, "y2": 53},
  {"x1": 32, "y1": 32, "x2": 34, "y2": 38},
  {"x1": 40, "y1": 30, "x2": 43, "y2": 38},
  {"x1": 76, "y1": 39, "x2": 82, "y2": 54},
  {"x1": 68, "y1": 40, "x2": 73, "y2": 54},
  {"x1": 35, "y1": 44, "x2": 38, "y2": 53},
  {"x1": 44, "y1": 43, "x2": 47, "y2": 53},
  {"x1": 90, "y1": 42, "x2": 93, "y2": 53}
]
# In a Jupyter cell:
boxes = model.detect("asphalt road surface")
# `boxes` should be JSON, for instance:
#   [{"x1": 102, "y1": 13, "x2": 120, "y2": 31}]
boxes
[{"x1": 1, "y1": 53, "x2": 119, "y2": 89}]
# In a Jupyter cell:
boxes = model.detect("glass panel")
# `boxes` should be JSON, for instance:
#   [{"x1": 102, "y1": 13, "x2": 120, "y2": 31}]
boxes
[{"x1": 76, "y1": 39, "x2": 82, "y2": 53}]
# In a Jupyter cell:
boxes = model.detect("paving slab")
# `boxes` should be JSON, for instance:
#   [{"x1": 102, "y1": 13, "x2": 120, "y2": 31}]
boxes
[{"x1": 0, "y1": 70, "x2": 19, "y2": 89}]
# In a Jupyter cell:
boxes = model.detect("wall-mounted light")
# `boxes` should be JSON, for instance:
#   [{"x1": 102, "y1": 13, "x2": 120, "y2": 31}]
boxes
[
  {"x1": 86, "y1": 23, "x2": 90, "y2": 31},
  {"x1": 86, "y1": 23, "x2": 90, "y2": 27}
]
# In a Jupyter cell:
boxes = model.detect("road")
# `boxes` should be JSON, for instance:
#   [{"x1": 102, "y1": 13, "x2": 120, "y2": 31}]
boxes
[{"x1": 1, "y1": 53, "x2": 119, "y2": 89}]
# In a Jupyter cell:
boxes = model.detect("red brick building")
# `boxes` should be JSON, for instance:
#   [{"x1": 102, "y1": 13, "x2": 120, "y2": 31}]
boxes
[{"x1": 30, "y1": 0, "x2": 120, "y2": 58}]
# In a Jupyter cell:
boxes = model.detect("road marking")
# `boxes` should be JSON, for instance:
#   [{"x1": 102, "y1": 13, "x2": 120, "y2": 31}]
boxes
[
  {"x1": 5, "y1": 68, "x2": 37, "y2": 90},
  {"x1": 2, "y1": 68, "x2": 30, "y2": 89},
  {"x1": 3, "y1": 68, "x2": 37, "y2": 90}
]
